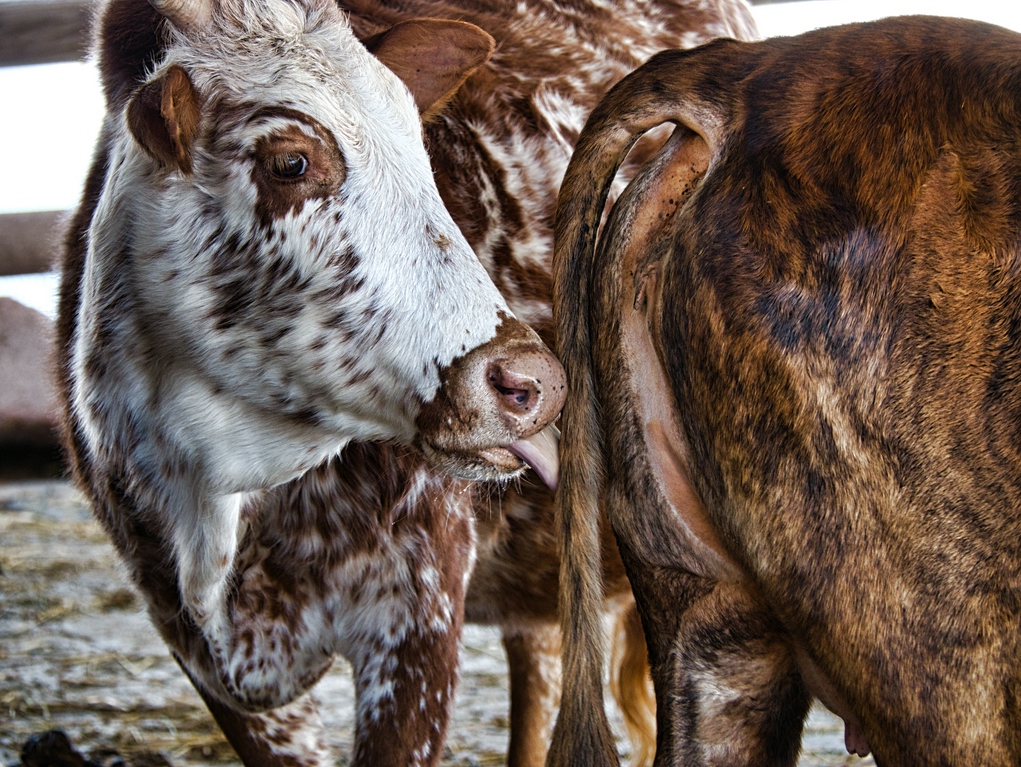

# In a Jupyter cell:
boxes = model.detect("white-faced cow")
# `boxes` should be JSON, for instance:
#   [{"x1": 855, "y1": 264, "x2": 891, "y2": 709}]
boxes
[
  {"x1": 56, "y1": 0, "x2": 756, "y2": 765},
  {"x1": 58, "y1": 0, "x2": 563, "y2": 761},
  {"x1": 550, "y1": 15, "x2": 1021, "y2": 767}
]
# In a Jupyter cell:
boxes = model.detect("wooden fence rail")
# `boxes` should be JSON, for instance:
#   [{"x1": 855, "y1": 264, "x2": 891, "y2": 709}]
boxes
[
  {"x1": 0, "y1": 0, "x2": 794, "y2": 67},
  {"x1": 0, "y1": 0, "x2": 95, "y2": 67}
]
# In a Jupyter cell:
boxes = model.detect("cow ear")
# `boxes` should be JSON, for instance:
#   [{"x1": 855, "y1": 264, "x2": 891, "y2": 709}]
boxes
[
  {"x1": 366, "y1": 19, "x2": 495, "y2": 122},
  {"x1": 126, "y1": 64, "x2": 202, "y2": 173}
]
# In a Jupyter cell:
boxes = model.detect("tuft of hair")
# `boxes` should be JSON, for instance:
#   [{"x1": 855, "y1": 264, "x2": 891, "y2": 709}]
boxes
[{"x1": 610, "y1": 604, "x2": 656, "y2": 767}]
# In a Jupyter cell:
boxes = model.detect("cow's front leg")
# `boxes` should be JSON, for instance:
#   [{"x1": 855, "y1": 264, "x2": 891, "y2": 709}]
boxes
[
  {"x1": 181, "y1": 658, "x2": 333, "y2": 767},
  {"x1": 347, "y1": 617, "x2": 462, "y2": 767},
  {"x1": 337, "y1": 495, "x2": 475, "y2": 767}
]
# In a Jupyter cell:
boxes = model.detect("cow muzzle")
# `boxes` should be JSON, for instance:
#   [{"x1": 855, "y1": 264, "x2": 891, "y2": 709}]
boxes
[{"x1": 416, "y1": 317, "x2": 566, "y2": 488}]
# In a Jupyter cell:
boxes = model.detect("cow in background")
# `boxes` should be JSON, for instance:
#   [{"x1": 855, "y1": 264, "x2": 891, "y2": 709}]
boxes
[
  {"x1": 343, "y1": 2, "x2": 757, "y2": 765},
  {"x1": 550, "y1": 16, "x2": 1021, "y2": 767}
]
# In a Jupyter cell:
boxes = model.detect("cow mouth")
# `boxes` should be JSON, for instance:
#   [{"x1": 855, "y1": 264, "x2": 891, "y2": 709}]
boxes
[
  {"x1": 478, "y1": 423, "x2": 560, "y2": 490},
  {"x1": 418, "y1": 423, "x2": 561, "y2": 489}
]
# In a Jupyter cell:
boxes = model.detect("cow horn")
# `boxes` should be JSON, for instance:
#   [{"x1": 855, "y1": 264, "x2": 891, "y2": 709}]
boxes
[{"x1": 147, "y1": 0, "x2": 213, "y2": 32}]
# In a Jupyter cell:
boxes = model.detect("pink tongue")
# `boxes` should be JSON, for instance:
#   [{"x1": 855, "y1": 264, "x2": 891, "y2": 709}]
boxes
[{"x1": 507, "y1": 424, "x2": 560, "y2": 490}]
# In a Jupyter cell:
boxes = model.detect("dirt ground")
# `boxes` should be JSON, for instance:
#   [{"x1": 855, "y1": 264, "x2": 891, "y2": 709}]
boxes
[{"x1": 0, "y1": 479, "x2": 871, "y2": 767}]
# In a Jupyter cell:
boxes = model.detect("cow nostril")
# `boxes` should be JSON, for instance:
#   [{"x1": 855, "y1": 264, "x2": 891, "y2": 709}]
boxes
[
  {"x1": 489, "y1": 372, "x2": 533, "y2": 409},
  {"x1": 488, "y1": 365, "x2": 540, "y2": 414},
  {"x1": 479, "y1": 351, "x2": 565, "y2": 435}
]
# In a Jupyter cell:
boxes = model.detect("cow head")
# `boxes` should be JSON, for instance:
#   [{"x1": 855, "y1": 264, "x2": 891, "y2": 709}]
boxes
[{"x1": 71, "y1": 0, "x2": 565, "y2": 494}]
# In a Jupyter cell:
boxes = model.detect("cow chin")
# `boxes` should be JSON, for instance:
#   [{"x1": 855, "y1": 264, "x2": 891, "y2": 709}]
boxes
[
  {"x1": 415, "y1": 422, "x2": 561, "y2": 490},
  {"x1": 418, "y1": 442, "x2": 530, "y2": 486}
]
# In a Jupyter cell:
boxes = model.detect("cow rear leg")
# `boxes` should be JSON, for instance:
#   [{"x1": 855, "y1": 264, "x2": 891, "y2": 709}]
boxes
[
  {"x1": 633, "y1": 570, "x2": 809, "y2": 767},
  {"x1": 503, "y1": 623, "x2": 562, "y2": 767},
  {"x1": 503, "y1": 604, "x2": 656, "y2": 767}
]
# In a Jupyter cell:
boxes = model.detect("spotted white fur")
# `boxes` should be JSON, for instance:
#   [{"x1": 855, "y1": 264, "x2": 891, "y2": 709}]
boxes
[{"x1": 69, "y1": 0, "x2": 538, "y2": 672}]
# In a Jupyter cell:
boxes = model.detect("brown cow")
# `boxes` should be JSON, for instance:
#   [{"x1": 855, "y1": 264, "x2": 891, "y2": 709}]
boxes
[{"x1": 549, "y1": 15, "x2": 1021, "y2": 767}]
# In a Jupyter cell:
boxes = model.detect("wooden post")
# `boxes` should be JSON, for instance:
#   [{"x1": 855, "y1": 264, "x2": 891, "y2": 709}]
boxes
[
  {"x1": 0, "y1": 0, "x2": 93, "y2": 67},
  {"x1": 0, "y1": 211, "x2": 68, "y2": 276}
]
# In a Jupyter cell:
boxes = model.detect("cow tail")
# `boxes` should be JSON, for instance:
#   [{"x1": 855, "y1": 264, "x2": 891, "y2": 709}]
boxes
[
  {"x1": 548, "y1": 44, "x2": 733, "y2": 767},
  {"x1": 610, "y1": 602, "x2": 655, "y2": 767}
]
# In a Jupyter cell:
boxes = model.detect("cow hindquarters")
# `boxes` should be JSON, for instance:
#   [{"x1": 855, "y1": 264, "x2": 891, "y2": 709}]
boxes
[{"x1": 591, "y1": 120, "x2": 808, "y2": 765}]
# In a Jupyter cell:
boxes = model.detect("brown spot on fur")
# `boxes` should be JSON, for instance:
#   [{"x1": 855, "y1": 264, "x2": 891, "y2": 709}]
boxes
[{"x1": 95, "y1": 0, "x2": 167, "y2": 110}]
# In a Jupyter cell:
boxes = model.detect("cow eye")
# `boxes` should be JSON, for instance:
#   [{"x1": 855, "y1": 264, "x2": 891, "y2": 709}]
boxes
[{"x1": 269, "y1": 152, "x2": 308, "y2": 179}]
